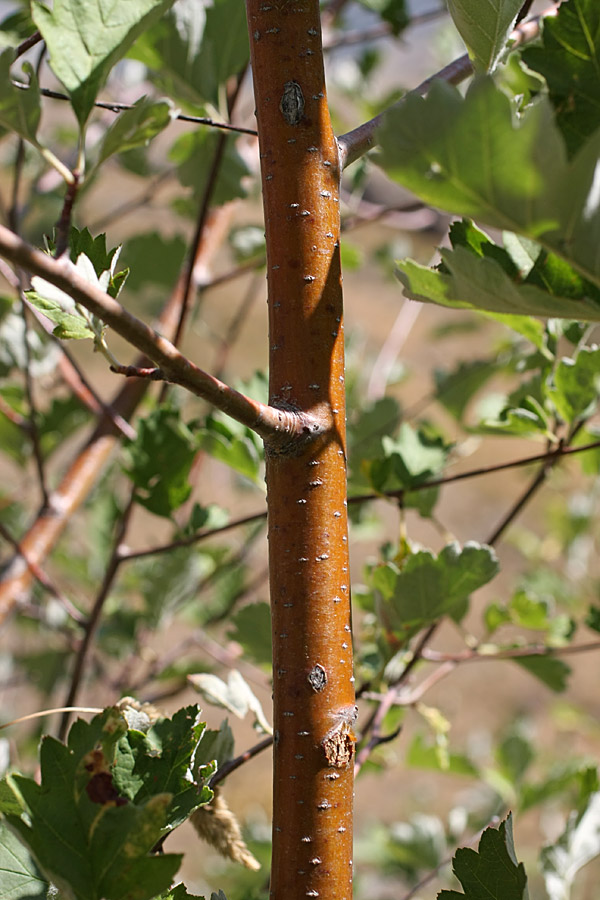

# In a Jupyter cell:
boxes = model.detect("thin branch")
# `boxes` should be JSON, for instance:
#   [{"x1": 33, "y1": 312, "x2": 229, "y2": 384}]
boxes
[
  {"x1": 117, "y1": 510, "x2": 267, "y2": 562},
  {"x1": 21, "y1": 294, "x2": 137, "y2": 440},
  {"x1": 0, "y1": 393, "x2": 29, "y2": 430},
  {"x1": 350, "y1": 437, "x2": 600, "y2": 505},
  {"x1": 58, "y1": 497, "x2": 134, "y2": 740},
  {"x1": 170, "y1": 128, "x2": 230, "y2": 353},
  {"x1": 110, "y1": 364, "x2": 165, "y2": 380},
  {"x1": 165, "y1": 65, "x2": 248, "y2": 369},
  {"x1": 0, "y1": 521, "x2": 85, "y2": 624},
  {"x1": 88, "y1": 171, "x2": 172, "y2": 232},
  {"x1": 54, "y1": 172, "x2": 80, "y2": 258},
  {"x1": 210, "y1": 736, "x2": 273, "y2": 787},
  {"x1": 14, "y1": 31, "x2": 43, "y2": 61},
  {"x1": 323, "y1": 7, "x2": 447, "y2": 51},
  {"x1": 200, "y1": 256, "x2": 266, "y2": 291},
  {"x1": 422, "y1": 641, "x2": 600, "y2": 664},
  {"x1": 213, "y1": 271, "x2": 262, "y2": 380},
  {"x1": 11, "y1": 82, "x2": 258, "y2": 136},
  {"x1": 337, "y1": 52, "x2": 472, "y2": 169},
  {"x1": 485, "y1": 459, "x2": 549, "y2": 545},
  {"x1": 337, "y1": 9, "x2": 554, "y2": 168},
  {"x1": 20, "y1": 302, "x2": 49, "y2": 507},
  {"x1": 0, "y1": 224, "x2": 318, "y2": 444}
]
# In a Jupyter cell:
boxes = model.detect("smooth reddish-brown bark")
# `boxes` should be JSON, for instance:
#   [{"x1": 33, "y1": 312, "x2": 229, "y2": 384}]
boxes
[{"x1": 246, "y1": 2, "x2": 355, "y2": 897}]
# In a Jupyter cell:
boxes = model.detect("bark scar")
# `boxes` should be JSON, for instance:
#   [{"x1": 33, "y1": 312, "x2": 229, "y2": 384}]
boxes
[{"x1": 280, "y1": 81, "x2": 305, "y2": 126}]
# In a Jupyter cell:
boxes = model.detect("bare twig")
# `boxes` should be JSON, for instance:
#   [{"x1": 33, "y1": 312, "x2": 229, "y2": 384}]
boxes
[
  {"x1": 19, "y1": 301, "x2": 49, "y2": 507},
  {"x1": 54, "y1": 173, "x2": 80, "y2": 258},
  {"x1": 14, "y1": 31, "x2": 43, "y2": 61},
  {"x1": 210, "y1": 736, "x2": 273, "y2": 787},
  {"x1": 422, "y1": 641, "x2": 600, "y2": 664},
  {"x1": 351, "y1": 438, "x2": 600, "y2": 505},
  {"x1": 110, "y1": 364, "x2": 165, "y2": 380},
  {"x1": 0, "y1": 224, "x2": 317, "y2": 443},
  {"x1": 324, "y1": 7, "x2": 447, "y2": 51},
  {"x1": 0, "y1": 394, "x2": 29, "y2": 430},
  {"x1": 0, "y1": 521, "x2": 85, "y2": 624},
  {"x1": 58, "y1": 496, "x2": 134, "y2": 739},
  {"x1": 11, "y1": 82, "x2": 258, "y2": 136},
  {"x1": 118, "y1": 510, "x2": 267, "y2": 562},
  {"x1": 88, "y1": 171, "x2": 172, "y2": 232}
]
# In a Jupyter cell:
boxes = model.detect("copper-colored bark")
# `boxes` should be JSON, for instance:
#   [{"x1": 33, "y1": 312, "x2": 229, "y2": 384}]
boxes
[
  {"x1": 246, "y1": 3, "x2": 354, "y2": 897},
  {"x1": 0, "y1": 208, "x2": 232, "y2": 622}
]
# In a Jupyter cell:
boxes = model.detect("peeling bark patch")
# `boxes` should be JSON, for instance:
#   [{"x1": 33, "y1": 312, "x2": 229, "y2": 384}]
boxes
[
  {"x1": 280, "y1": 81, "x2": 304, "y2": 126},
  {"x1": 307, "y1": 663, "x2": 327, "y2": 692},
  {"x1": 322, "y1": 729, "x2": 355, "y2": 768}
]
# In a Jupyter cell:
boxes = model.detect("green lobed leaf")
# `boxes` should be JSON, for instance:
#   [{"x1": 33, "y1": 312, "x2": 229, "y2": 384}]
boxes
[
  {"x1": 0, "y1": 819, "x2": 49, "y2": 900},
  {"x1": 0, "y1": 49, "x2": 41, "y2": 144},
  {"x1": 32, "y1": 0, "x2": 177, "y2": 127},
  {"x1": 586, "y1": 605, "x2": 600, "y2": 633},
  {"x1": 228, "y1": 602, "x2": 272, "y2": 669},
  {"x1": 112, "y1": 705, "x2": 212, "y2": 832},
  {"x1": 513, "y1": 654, "x2": 571, "y2": 692},
  {"x1": 379, "y1": 542, "x2": 498, "y2": 637},
  {"x1": 523, "y1": 0, "x2": 600, "y2": 157},
  {"x1": 25, "y1": 291, "x2": 95, "y2": 340},
  {"x1": 438, "y1": 813, "x2": 529, "y2": 899},
  {"x1": 156, "y1": 885, "x2": 208, "y2": 900},
  {"x1": 122, "y1": 232, "x2": 187, "y2": 293},
  {"x1": 398, "y1": 244, "x2": 600, "y2": 323},
  {"x1": 123, "y1": 405, "x2": 199, "y2": 518},
  {"x1": 447, "y1": 0, "x2": 522, "y2": 72},
  {"x1": 97, "y1": 97, "x2": 174, "y2": 166},
  {"x1": 194, "y1": 721, "x2": 234, "y2": 782},
  {"x1": 378, "y1": 77, "x2": 600, "y2": 297},
  {"x1": 197, "y1": 416, "x2": 262, "y2": 485},
  {"x1": 547, "y1": 347, "x2": 600, "y2": 424},
  {"x1": 5, "y1": 708, "x2": 182, "y2": 900},
  {"x1": 364, "y1": 423, "x2": 450, "y2": 494},
  {"x1": 130, "y1": 0, "x2": 249, "y2": 109},
  {"x1": 521, "y1": 760, "x2": 598, "y2": 812}
]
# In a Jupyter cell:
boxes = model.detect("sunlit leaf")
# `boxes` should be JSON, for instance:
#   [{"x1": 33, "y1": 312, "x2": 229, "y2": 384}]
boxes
[
  {"x1": 378, "y1": 77, "x2": 600, "y2": 297},
  {"x1": 32, "y1": 0, "x2": 177, "y2": 126},
  {"x1": 0, "y1": 49, "x2": 41, "y2": 143},
  {"x1": 0, "y1": 819, "x2": 48, "y2": 900},
  {"x1": 97, "y1": 97, "x2": 175, "y2": 165},
  {"x1": 523, "y1": 0, "x2": 600, "y2": 156},
  {"x1": 447, "y1": 0, "x2": 522, "y2": 72},
  {"x1": 4, "y1": 709, "x2": 183, "y2": 900}
]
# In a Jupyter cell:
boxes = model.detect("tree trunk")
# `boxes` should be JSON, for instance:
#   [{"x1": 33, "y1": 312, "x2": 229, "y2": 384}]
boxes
[{"x1": 246, "y1": 3, "x2": 355, "y2": 898}]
